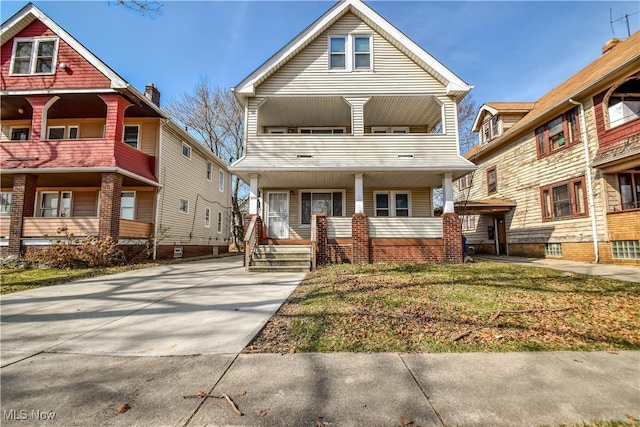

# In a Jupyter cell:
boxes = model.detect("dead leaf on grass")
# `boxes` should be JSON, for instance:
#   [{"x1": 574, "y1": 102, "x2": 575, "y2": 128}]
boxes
[
  {"x1": 400, "y1": 416, "x2": 414, "y2": 425},
  {"x1": 627, "y1": 414, "x2": 639, "y2": 421},
  {"x1": 117, "y1": 403, "x2": 130, "y2": 413}
]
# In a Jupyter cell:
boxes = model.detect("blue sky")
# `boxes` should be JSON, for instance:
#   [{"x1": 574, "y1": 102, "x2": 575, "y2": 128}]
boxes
[{"x1": 2, "y1": 1, "x2": 639, "y2": 107}]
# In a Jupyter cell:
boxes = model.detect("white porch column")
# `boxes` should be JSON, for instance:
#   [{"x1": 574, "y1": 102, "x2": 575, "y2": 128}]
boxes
[
  {"x1": 354, "y1": 173, "x2": 364, "y2": 214},
  {"x1": 443, "y1": 173, "x2": 455, "y2": 214},
  {"x1": 249, "y1": 174, "x2": 259, "y2": 215}
]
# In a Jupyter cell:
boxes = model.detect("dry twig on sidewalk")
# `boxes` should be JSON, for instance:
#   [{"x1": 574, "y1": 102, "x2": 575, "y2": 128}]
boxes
[
  {"x1": 451, "y1": 307, "x2": 574, "y2": 342},
  {"x1": 182, "y1": 391, "x2": 243, "y2": 416}
]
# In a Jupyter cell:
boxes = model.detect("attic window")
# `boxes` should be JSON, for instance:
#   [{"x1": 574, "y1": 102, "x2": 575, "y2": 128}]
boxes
[
  {"x1": 10, "y1": 37, "x2": 58, "y2": 75},
  {"x1": 328, "y1": 34, "x2": 372, "y2": 71}
]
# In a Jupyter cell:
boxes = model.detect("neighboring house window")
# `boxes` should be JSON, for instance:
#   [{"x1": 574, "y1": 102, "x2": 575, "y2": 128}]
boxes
[
  {"x1": 123, "y1": 125, "x2": 139, "y2": 148},
  {"x1": 374, "y1": 191, "x2": 411, "y2": 217},
  {"x1": 612, "y1": 240, "x2": 640, "y2": 259},
  {"x1": 120, "y1": 191, "x2": 136, "y2": 220},
  {"x1": 540, "y1": 177, "x2": 587, "y2": 221},
  {"x1": 218, "y1": 170, "x2": 225, "y2": 192},
  {"x1": 182, "y1": 142, "x2": 191, "y2": 159},
  {"x1": 371, "y1": 127, "x2": 409, "y2": 134},
  {"x1": 40, "y1": 191, "x2": 72, "y2": 217},
  {"x1": 0, "y1": 192, "x2": 12, "y2": 216},
  {"x1": 461, "y1": 215, "x2": 476, "y2": 231},
  {"x1": 328, "y1": 34, "x2": 372, "y2": 71},
  {"x1": 10, "y1": 128, "x2": 29, "y2": 141},
  {"x1": 487, "y1": 167, "x2": 497, "y2": 194},
  {"x1": 301, "y1": 191, "x2": 344, "y2": 225},
  {"x1": 459, "y1": 173, "x2": 473, "y2": 190},
  {"x1": 618, "y1": 173, "x2": 640, "y2": 210},
  {"x1": 206, "y1": 161, "x2": 212, "y2": 181},
  {"x1": 204, "y1": 207, "x2": 211, "y2": 228},
  {"x1": 47, "y1": 126, "x2": 65, "y2": 140},
  {"x1": 217, "y1": 212, "x2": 223, "y2": 234},
  {"x1": 299, "y1": 127, "x2": 345, "y2": 134},
  {"x1": 10, "y1": 37, "x2": 58, "y2": 75},
  {"x1": 329, "y1": 36, "x2": 346, "y2": 69},
  {"x1": 267, "y1": 127, "x2": 288, "y2": 134},
  {"x1": 606, "y1": 77, "x2": 640, "y2": 128},
  {"x1": 482, "y1": 115, "x2": 500, "y2": 144},
  {"x1": 545, "y1": 243, "x2": 562, "y2": 257},
  {"x1": 535, "y1": 108, "x2": 580, "y2": 156},
  {"x1": 179, "y1": 198, "x2": 189, "y2": 214}
]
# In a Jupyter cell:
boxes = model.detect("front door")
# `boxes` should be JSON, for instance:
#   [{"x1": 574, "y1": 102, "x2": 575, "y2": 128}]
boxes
[
  {"x1": 267, "y1": 192, "x2": 289, "y2": 239},
  {"x1": 495, "y1": 216, "x2": 507, "y2": 255}
]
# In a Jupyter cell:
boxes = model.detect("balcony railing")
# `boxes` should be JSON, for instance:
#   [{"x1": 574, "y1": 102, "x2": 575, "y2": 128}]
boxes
[
  {"x1": 326, "y1": 216, "x2": 443, "y2": 239},
  {"x1": 0, "y1": 216, "x2": 10, "y2": 238}
]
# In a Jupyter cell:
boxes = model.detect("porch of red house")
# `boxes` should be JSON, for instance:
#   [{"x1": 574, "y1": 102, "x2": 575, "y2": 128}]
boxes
[{"x1": 243, "y1": 213, "x2": 463, "y2": 271}]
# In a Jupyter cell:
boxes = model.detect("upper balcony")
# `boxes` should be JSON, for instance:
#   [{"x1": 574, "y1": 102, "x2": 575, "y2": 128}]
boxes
[{"x1": 0, "y1": 93, "x2": 158, "y2": 182}]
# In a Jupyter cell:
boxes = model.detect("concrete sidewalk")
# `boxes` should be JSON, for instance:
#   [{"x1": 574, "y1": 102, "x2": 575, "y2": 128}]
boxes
[
  {"x1": 1, "y1": 351, "x2": 638, "y2": 426},
  {"x1": 475, "y1": 255, "x2": 640, "y2": 283}
]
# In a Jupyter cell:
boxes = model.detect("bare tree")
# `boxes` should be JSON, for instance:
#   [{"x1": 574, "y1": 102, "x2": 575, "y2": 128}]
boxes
[
  {"x1": 113, "y1": 0, "x2": 163, "y2": 16},
  {"x1": 165, "y1": 77, "x2": 247, "y2": 247}
]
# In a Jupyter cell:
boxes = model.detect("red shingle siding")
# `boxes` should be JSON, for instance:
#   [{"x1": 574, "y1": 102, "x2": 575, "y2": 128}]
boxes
[
  {"x1": 1, "y1": 140, "x2": 116, "y2": 170},
  {"x1": 1, "y1": 20, "x2": 111, "y2": 91}
]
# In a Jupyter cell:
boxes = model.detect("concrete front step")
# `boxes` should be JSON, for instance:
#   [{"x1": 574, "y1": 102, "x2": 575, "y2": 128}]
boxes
[
  {"x1": 253, "y1": 258, "x2": 310, "y2": 267},
  {"x1": 248, "y1": 265, "x2": 311, "y2": 273},
  {"x1": 250, "y1": 245, "x2": 312, "y2": 272}
]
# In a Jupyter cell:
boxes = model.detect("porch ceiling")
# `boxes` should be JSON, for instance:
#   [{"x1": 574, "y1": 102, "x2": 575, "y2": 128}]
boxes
[
  {"x1": 365, "y1": 96, "x2": 442, "y2": 128},
  {"x1": 241, "y1": 170, "x2": 448, "y2": 189},
  {"x1": 258, "y1": 97, "x2": 351, "y2": 128}
]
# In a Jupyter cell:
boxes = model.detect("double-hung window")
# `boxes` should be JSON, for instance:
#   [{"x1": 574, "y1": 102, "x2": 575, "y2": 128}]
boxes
[
  {"x1": 374, "y1": 192, "x2": 410, "y2": 217},
  {"x1": 0, "y1": 192, "x2": 12, "y2": 217},
  {"x1": 300, "y1": 191, "x2": 344, "y2": 226},
  {"x1": 206, "y1": 161, "x2": 212, "y2": 181},
  {"x1": 123, "y1": 125, "x2": 139, "y2": 148},
  {"x1": 618, "y1": 173, "x2": 640, "y2": 210},
  {"x1": 329, "y1": 34, "x2": 372, "y2": 71},
  {"x1": 120, "y1": 192, "x2": 136, "y2": 220},
  {"x1": 179, "y1": 199, "x2": 189, "y2": 214},
  {"x1": 204, "y1": 207, "x2": 211, "y2": 228},
  {"x1": 182, "y1": 142, "x2": 191, "y2": 159},
  {"x1": 10, "y1": 38, "x2": 58, "y2": 75},
  {"x1": 218, "y1": 170, "x2": 225, "y2": 192},
  {"x1": 487, "y1": 167, "x2": 497, "y2": 194},
  {"x1": 10, "y1": 128, "x2": 30, "y2": 141},
  {"x1": 217, "y1": 212, "x2": 223, "y2": 234},
  {"x1": 535, "y1": 108, "x2": 580, "y2": 157},
  {"x1": 40, "y1": 191, "x2": 72, "y2": 217},
  {"x1": 540, "y1": 177, "x2": 587, "y2": 221}
]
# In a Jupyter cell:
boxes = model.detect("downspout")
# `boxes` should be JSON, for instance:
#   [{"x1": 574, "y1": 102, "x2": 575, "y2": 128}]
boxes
[
  {"x1": 153, "y1": 119, "x2": 167, "y2": 260},
  {"x1": 568, "y1": 99, "x2": 599, "y2": 263}
]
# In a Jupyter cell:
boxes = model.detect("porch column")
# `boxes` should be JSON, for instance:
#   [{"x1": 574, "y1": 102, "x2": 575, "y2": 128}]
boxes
[
  {"x1": 352, "y1": 213, "x2": 370, "y2": 264},
  {"x1": 8, "y1": 174, "x2": 37, "y2": 257},
  {"x1": 442, "y1": 173, "x2": 455, "y2": 214},
  {"x1": 249, "y1": 174, "x2": 259, "y2": 215},
  {"x1": 443, "y1": 213, "x2": 463, "y2": 263},
  {"x1": 98, "y1": 172, "x2": 123, "y2": 240},
  {"x1": 98, "y1": 94, "x2": 132, "y2": 142},
  {"x1": 316, "y1": 214, "x2": 328, "y2": 266},
  {"x1": 25, "y1": 96, "x2": 59, "y2": 142},
  {"x1": 354, "y1": 173, "x2": 364, "y2": 214}
]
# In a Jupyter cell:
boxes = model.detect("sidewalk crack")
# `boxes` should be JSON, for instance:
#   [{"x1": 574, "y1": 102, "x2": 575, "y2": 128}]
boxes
[{"x1": 399, "y1": 353, "x2": 445, "y2": 427}]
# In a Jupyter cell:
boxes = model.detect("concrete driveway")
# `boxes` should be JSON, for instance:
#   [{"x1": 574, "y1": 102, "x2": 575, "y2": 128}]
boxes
[{"x1": 1, "y1": 256, "x2": 305, "y2": 366}]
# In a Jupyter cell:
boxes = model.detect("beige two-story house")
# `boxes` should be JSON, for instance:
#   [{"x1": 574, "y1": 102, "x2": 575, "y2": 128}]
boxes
[
  {"x1": 457, "y1": 32, "x2": 640, "y2": 266},
  {"x1": 229, "y1": 0, "x2": 475, "y2": 270}
]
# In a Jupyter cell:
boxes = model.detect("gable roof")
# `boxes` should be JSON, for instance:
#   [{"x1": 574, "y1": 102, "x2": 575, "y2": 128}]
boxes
[
  {"x1": 471, "y1": 102, "x2": 535, "y2": 132},
  {"x1": 467, "y1": 30, "x2": 640, "y2": 161},
  {"x1": 1, "y1": 3, "x2": 229, "y2": 170},
  {"x1": 232, "y1": 0, "x2": 471, "y2": 102}
]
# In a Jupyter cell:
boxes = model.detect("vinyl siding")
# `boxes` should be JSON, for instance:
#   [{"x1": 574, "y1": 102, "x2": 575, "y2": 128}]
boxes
[
  {"x1": 123, "y1": 118, "x2": 159, "y2": 156},
  {"x1": 257, "y1": 13, "x2": 446, "y2": 97},
  {"x1": 72, "y1": 190, "x2": 98, "y2": 216},
  {"x1": 158, "y1": 126, "x2": 231, "y2": 247}
]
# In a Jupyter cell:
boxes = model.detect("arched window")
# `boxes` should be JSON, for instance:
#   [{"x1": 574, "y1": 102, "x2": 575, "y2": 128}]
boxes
[{"x1": 606, "y1": 77, "x2": 640, "y2": 128}]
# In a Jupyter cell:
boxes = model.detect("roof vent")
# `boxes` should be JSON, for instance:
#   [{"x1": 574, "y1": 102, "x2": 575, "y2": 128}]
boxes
[
  {"x1": 297, "y1": 154, "x2": 313, "y2": 158},
  {"x1": 602, "y1": 38, "x2": 622, "y2": 55},
  {"x1": 397, "y1": 154, "x2": 414, "y2": 158}
]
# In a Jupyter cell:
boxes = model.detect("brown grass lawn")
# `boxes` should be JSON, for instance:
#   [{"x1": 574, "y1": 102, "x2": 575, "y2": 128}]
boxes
[{"x1": 245, "y1": 262, "x2": 640, "y2": 353}]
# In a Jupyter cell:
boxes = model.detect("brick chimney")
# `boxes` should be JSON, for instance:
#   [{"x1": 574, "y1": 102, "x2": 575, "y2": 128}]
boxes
[
  {"x1": 144, "y1": 83, "x2": 161, "y2": 106},
  {"x1": 602, "y1": 38, "x2": 622, "y2": 55}
]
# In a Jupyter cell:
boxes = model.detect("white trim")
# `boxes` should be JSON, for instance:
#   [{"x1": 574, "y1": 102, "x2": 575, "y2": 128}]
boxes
[
  {"x1": 179, "y1": 198, "x2": 189, "y2": 214},
  {"x1": 120, "y1": 190, "x2": 136, "y2": 220},
  {"x1": 123, "y1": 124, "x2": 140, "y2": 149},
  {"x1": 204, "y1": 206, "x2": 211, "y2": 228},
  {"x1": 373, "y1": 191, "x2": 412, "y2": 217},
  {"x1": 9, "y1": 37, "x2": 58, "y2": 76},
  {"x1": 181, "y1": 142, "x2": 192, "y2": 160}
]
